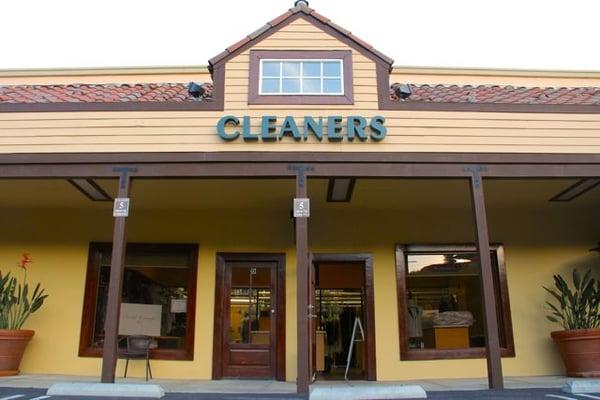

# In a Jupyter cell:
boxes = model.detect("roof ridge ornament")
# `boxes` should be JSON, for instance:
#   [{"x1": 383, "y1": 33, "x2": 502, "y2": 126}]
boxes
[{"x1": 294, "y1": 0, "x2": 309, "y2": 7}]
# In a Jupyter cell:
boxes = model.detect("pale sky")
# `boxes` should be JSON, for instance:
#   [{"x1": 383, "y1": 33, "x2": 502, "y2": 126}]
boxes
[{"x1": 2, "y1": 0, "x2": 600, "y2": 71}]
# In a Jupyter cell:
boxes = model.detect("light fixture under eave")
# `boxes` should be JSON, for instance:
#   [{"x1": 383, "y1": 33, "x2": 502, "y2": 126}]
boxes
[
  {"x1": 68, "y1": 178, "x2": 112, "y2": 202},
  {"x1": 327, "y1": 178, "x2": 356, "y2": 202},
  {"x1": 549, "y1": 178, "x2": 600, "y2": 202}
]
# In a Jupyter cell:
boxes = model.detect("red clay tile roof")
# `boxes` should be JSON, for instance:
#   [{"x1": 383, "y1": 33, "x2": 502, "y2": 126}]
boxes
[
  {"x1": 0, "y1": 83, "x2": 212, "y2": 103},
  {"x1": 390, "y1": 83, "x2": 600, "y2": 105},
  {"x1": 1, "y1": 82, "x2": 600, "y2": 106}
]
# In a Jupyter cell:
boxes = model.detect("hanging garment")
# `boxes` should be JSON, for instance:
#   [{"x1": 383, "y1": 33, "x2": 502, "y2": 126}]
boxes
[{"x1": 407, "y1": 304, "x2": 423, "y2": 338}]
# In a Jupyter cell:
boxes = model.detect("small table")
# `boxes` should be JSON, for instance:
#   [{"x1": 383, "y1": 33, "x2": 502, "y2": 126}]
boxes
[{"x1": 423, "y1": 325, "x2": 470, "y2": 349}]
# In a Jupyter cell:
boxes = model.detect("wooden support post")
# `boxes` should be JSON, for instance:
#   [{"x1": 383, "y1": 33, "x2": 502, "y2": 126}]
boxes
[
  {"x1": 469, "y1": 171, "x2": 504, "y2": 390},
  {"x1": 295, "y1": 172, "x2": 310, "y2": 394},
  {"x1": 101, "y1": 171, "x2": 133, "y2": 383}
]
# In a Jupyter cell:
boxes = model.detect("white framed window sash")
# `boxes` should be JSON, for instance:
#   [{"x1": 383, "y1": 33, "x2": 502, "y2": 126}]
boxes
[{"x1": 258, "y1": 59, "x2": 345, "y2": 96}]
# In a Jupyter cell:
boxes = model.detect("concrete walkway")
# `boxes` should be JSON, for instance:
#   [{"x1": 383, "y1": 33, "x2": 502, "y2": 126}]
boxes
[{"x1": 0, "y1": 374, "x2": 575, "y2": 393}]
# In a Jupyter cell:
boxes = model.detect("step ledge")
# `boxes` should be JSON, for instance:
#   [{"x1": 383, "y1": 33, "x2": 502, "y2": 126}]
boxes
[
  {"x1": 563, "y1": 379, "x2": 600, "y2": 394},
  {"x1": 47, "y1": 382, "x2": 165, "y2": 398},
  {"x1": 310, "y1": 384, "x2": 426, "y2": 400}
]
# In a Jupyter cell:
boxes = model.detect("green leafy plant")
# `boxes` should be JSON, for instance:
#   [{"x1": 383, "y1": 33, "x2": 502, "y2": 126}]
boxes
[
  {"x1": 0, "y1": 254, "x2": 48, "y2": 330},
  {"x1": 544, "y1": 269, "x2": 600, "y2": 330}
]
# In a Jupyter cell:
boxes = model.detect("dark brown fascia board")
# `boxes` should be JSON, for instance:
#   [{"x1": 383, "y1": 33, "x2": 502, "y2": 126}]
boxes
[
  {"x1": 1, "y1": 152, "x2": 600, "y2": 165},
  {"x1": 2, "y1": 161, "x2": 600, "y2": 179},
  {"x1": 208, "y1": 8, "x2": 393, "y2": 70}
]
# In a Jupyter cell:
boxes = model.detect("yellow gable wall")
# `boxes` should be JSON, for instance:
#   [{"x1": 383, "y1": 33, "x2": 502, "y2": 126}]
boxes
[
  {"x1": 1, "y1": 16, "x2": 600, "y2": 153},
  {"x1": 224, "y1": 19, "x2": 378, "y2": 110}
]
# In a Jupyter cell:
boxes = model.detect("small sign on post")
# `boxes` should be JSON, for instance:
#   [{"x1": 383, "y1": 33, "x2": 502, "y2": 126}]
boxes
[
  {"x1": 293, "y1": 198, "x2": 310, "y2": 218},
  {"x1": 113, "y1": 198, "x2": 130, "y2": 217}
]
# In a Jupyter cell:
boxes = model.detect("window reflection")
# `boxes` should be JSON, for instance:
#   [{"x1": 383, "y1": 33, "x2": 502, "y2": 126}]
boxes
[
  {"x1": 260, "y1": 60, "x2": 343, "y2": 95},
  {"x1": 92, "y1": 247, "x2": 193, "y2": 351},
  {"x1": 229, "y1": 266, "x2": 272, "y2": 345},
  {"x1": 405, "y1": 251, "x2": 505, "y2": 350}
]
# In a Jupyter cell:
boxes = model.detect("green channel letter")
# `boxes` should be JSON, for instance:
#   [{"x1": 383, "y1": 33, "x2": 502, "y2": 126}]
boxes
[{"x1": 216, "y1": 115, "x2": 240, "y2": 141}]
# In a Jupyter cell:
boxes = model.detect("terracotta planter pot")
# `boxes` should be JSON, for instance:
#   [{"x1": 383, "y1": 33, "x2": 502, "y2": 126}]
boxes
[
  {"x1": 551, "y1": 328, "x2": 600, "y2": 377},
  {"x1": 0, "y1": 329, "x2": 34, "y2": 376}
]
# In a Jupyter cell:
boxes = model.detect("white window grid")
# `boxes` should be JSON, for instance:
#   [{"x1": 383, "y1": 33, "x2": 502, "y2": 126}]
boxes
[{"x1": 258, "y1": 59, "x2": 344, "y2": 96}]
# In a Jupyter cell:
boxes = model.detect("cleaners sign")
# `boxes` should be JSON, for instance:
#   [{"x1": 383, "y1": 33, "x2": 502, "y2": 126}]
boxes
[{"x1": 216, "y1": 115, "x2": 386, "y2": 142}]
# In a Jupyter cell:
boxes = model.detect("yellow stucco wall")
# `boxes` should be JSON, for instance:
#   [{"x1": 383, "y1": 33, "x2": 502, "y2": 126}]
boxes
[{"x1": 0, "y1": 199, "x2": 598, "y2": 381}]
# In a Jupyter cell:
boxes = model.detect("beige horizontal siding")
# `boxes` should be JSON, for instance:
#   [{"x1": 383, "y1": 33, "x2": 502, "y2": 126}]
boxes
[
  {"x1": 227, "y1": 53, "x2": 373, "y2": 64},
  {"x1": 1, "y1": 110, "x2": 600, "y2": 154},
  {"x1": 3, "y1": 110, "x2": 600, "y2": 122},
  {"x1": 1, "y1": 144, "x2": 598, "y2": 154},
  {"x1": 0, "y1": 67, "x2": 211, "y2": 86},
  {"x1": 3, "y1": 124, "x2": 600, "y2": 139},
  {"x1": 1, "y1": 19, "x2": 599, "y2": 155},
  {"x1": 3, "y1": 115, "x2": 600, "y2": 131},
  {"x1": 2, "y1": 131, "x2": 600, "y2": 146},
  {"x1": 392, "y1": 68, "x2": 600, "y2": 87}
]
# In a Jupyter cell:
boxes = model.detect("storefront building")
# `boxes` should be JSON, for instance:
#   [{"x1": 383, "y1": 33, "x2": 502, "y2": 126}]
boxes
[{"x1": 1, "y1": 1, "x2": 599, "y2": 394}]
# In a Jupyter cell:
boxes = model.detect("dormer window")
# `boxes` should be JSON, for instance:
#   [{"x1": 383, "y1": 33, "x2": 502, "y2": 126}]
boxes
[
  {"x1": 260, "y1": 60, "x2": 344, "y2": 95},
  {"x1": 248, "y1": 50, "x2": 353, "y2": 105}
]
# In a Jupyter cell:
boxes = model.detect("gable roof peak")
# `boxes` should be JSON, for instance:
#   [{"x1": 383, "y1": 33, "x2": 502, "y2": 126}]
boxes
[{"x1": 209, "y1": 3, "x2": 394, "y2": 68}]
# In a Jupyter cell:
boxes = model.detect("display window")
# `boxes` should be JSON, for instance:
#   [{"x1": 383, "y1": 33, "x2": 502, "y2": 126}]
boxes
[
  {"x1": 395, "y1": 244, "x2": 514, "y2": 360},
  {"x1": 79, "y1": 243, "x2": 198, "y2": 360}
]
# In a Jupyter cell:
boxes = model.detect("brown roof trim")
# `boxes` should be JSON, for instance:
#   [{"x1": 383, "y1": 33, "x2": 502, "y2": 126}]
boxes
[
  {"x1": 208, "y1": 4, "x2": 394, "y2": 68},
  {"x1": 1, "y1": 151, "x2": 599, "y2": 165}
]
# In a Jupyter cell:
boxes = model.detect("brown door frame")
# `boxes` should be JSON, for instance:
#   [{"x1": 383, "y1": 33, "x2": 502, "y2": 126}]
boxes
[
  {"x1": 311, "y1": 252, "x2": 377, "y2": 381},
  {"x1": 212, "y1": 252, "x2": 286, "y2": 381}
]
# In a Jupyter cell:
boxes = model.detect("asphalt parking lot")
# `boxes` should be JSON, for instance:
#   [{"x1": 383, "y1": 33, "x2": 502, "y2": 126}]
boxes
[{"x1": 0, "y1": 386, "x2": 599, "y2": 400}]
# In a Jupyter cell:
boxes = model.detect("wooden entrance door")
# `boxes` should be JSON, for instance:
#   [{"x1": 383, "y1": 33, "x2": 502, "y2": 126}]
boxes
[{"x1": 213, "y1": 253, "x2": 285, "y2": 380}]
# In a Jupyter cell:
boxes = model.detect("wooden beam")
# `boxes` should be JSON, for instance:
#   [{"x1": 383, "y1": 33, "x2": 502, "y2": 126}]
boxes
[
  {"x1": 1, "y1": 151, "x2": 600, "y2": 165},
  {"x1": 100, "y1": 172, "x2": 132, "y2": 383},
  {"x1": 468, "y1": 171, "x2": 504, "y2": 389},
  {"x1": 549, "y1": 178, "x2": 600, "y2": 202},
  {"x1": 1, "y1": 161, "x2": 600, "y2": 179},
  {"x1": 295, "y1": 172, "x2": 310, "y2": 394}
]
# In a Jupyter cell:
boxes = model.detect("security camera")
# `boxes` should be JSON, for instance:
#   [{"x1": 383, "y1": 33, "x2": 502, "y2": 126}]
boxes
[
  {"x1": 394, "y1": 84, "x2": 412, "y2": 100},
  {"x1": 187, "y1": 82, "x2": 205, "y2": 98}
]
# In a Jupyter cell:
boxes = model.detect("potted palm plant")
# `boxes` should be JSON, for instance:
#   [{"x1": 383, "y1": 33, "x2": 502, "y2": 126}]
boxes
[
  {"x1": 544, "y1": 268, "x2": 600, "y2": 377},
  {"x1": 0, "y1": 254, "x2": 48, "y2": 376}
]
